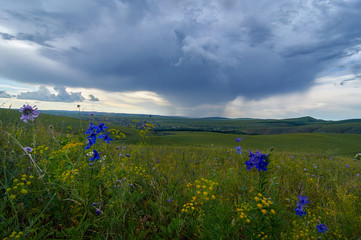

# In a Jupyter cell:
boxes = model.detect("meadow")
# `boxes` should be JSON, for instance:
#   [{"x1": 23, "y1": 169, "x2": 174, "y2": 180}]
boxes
[{"x1": 1, "y1": 107, "x2": 361, "y2": 239}]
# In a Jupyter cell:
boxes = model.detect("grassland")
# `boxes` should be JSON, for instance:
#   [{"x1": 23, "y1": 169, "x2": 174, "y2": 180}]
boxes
[{"x1": 1, "y1": 108, "x2": 361, "y2": 239}]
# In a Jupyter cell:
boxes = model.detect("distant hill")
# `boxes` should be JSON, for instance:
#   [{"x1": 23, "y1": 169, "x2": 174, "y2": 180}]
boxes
[{"x1": 4, "y1": 109, "x2": 361, "y2": 135}]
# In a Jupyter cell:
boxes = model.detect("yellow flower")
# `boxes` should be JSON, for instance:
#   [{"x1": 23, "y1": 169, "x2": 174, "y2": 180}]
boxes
[
  {"x1": 255, "y1": 197, "x2": 260, "y2": 201},
  {"x1": 211, "y1": 195, "x2": 216, "y2": 199},
  {"x1": 261, "y1": 209, "x2": 267, "y2": 214},
  {"x1": 20, "y1": 189, "x2": 28, "y2": 194},
  {"x1": 246, "y1": 219, "x2": 251, "y2": 223},
  {"x1": 203, "y1": 192, "x2": 208, "y2": 196},
  {"x1": 257, "y1": 203, "x2": 263, "y2": 208},
  {"x1": 271, "y1": 209, "x2": 276, "y2": 215}
]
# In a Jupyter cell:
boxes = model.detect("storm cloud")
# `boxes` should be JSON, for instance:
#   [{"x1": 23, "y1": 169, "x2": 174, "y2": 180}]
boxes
[{"x1": 1, "y1": 0, "x2": 361, "y2": 108}]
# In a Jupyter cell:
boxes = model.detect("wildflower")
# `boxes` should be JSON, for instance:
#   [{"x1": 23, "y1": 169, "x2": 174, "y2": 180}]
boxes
[
  {"x1": 85, "y1": 138, "x2": 93, "y2": 150},
  {"x1": 167, "y1": 198, "x2": 172, "y2": 203},
  {"x1": 316, "y1": 222, "x2": 329, "y2": 234},
  {"x1": 235, "y1": 146, "x2": 242, "y2": 154},
  {"x1": 89, "y1": 150, "x2": 100, "y2": 162},
  {"x1": 245, "y1": 150, "x2": 269, "y2": 171},
  {"x1": 98, "y1": 133, "x2": 114, "y2": 144},
  {"x1": 295, "y1": 204, "x2": 307, "y2": 217},
  {"x1": 236, "y1": 137, "x2": 243, "y2": 142},
  {"x1": 298, "y1": 196, "x2": 310, "y2": 206},
  {"x1": 96, "y1": 123, "x2": 108, "y2": 134},
  {"x1": 89, "y1": 112, "x2": 95, "y2": 116},
  {"x1": 96, "y1": 208, "x2": 101, "y2": 215},
  {"x1": 23, "y1": 147, "x2": 33, "y2": 153},
  {"x1": 346, "y1": 165, "x2": 349, "y2": 168},
  {"x1": 85, "y1": 122, "x2": 97, "y2": 134},
  {"x1": 19, "y1": 104, "x2": 39, "y2": 123},
  {"x1": 87, "y1": 132, "x2": 97, "y2": 145},
  {"x1": 20, "y1": 189, "x2": 28, "y2": 194}
]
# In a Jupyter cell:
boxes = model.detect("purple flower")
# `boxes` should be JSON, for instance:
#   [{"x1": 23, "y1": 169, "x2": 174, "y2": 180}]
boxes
[
  {"x1": 167, "y1": 198, "x2": 172, "y2": 203},
  {"x1": 85, "y1": 138, "x2": 93, "y2": 150},
  {"x1": 85, "y1": 122, "x2": 97, "y2": 134},
  {"x1": 23, "y1": 147, "x2": 33, "y2": 153},
  {"x1": 87, "y1": 132, "x2": 97, "y2": 145},
  {"x1": 298, "y1": 196, "x2": 310, "y2": 206},
  {"x1": 89, "y1": 112, "x2": 95, "y2": 116},
  {"x1": 96, "y1": 208, "x2": 101, "y2": 215},
  {"x1": 89, "y1": 150, "x2": 101, "y2": 162},
  {"x1": 236, "y1": 137, "x2": 244, "y2": 142},
  {"x1": 19, "y1": 104, "x2": 39, "y2": 123},
  {"x1": 316, "y1": 223, "x2": 329, "y2": 234},
  {"x1": 96, "y1": 123, "x2": 108, "y2": 134},
  {"x1": 235, "y1": 145, "x2": 242, "y2": 154},
  {"x1": 346, "y1": 165, "x2": 349, "y2": 168},
  {"x1": 98, "y1": 133, "x2": 114, "y2": 144},
  {"x1": 295, "y1": 204, "x2": 307, "y2": 217},
  {"x1": 245, "y1": 150, "x2": 268, "y2": 171}
]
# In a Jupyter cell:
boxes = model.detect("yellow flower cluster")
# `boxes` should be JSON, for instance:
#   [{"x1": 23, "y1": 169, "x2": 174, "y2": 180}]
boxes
[
  {"x1": 181, "y1": 202, "x2": 199, "y2": 213},
  {"x1": 6, "y1": 175, "x2": 33, "y2": 200},
  {"x1": 61, "y1": 169, "x2": 79, "y2": 182},
  {"x1": 255, "y1": 231, "x2": 268, "y2": 240},
  {"x1": 290, "y1": 211, "x2": 319, "y2": 240},
  {"x1": 108, "y1": 128, "x2": 126, "y2": 140},
  {"x1": 123, "y1": 163, "x2": 151, "y2": 181},
  {"x1": 61, "y1": 142, "x2": 84, "y2": 152},
  {"x1": 254, "y1": 193, "x2": 275, "y2": 216},
  {"x1": 3, "y1": 230, "x2": 24, "y2": 239},
  {"x1": 182, "y1": 178, "x2": 218, "y2": 214},
  {"x1": 33, "y1": 145, "x2": 48, "y2": 155},
  {"x1": 236, "y1": 207, "x2": 251, "y2": 223}
]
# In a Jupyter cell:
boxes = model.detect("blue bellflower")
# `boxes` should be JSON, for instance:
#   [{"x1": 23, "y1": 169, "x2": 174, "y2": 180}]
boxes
[
  {"x1": 89, "y1": 150, "x2": 101, "y2": 162},
  {"x1": 96, "y1": 123, "x2": 108, "y2": 134},
  {"x1": 98, "y1": 133, "x2": 114, "y2": 144},
  {"x1": 295, "y1": 204, "x2": 307, "y2": 216},
  {"x1": 316, "y1": 223, "x2": 329, "y2": 234},
  {"x1": 85, "y1": 122, "x2": 98, "y2": 134},
  {"x1": 235, "y1": 146, "x2": 242, "y2": 154},
  {"x1": 245, "y1": 150, "x2": 269, "y2": 171},
  {"x1": 298, "y1": 196, "x2": 310, "y2": 206}
]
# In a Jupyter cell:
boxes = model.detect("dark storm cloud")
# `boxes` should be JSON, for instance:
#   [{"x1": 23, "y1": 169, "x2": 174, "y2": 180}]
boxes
[
  {"x1": 17, "y1": 86, "x2": 84, "y2": 102},
  {"x1": 1, "y1": 0, "x2": 361, "y2": 107}
]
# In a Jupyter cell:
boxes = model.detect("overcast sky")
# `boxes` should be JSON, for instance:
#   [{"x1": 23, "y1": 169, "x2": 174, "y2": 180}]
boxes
[{"x1": 1, "y1": 0, "x2": 361, "y2": 119}]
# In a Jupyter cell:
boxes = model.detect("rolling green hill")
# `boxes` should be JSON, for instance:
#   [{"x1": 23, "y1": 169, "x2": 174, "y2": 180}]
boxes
[{"x1": 2, "y1": 108, "x2": 360, "y2": 156}]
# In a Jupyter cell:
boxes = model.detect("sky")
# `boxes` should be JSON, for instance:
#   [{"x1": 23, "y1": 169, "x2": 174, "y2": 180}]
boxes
[{"x1": 0, "y1": 0, "x2": 361, "y2": 120}]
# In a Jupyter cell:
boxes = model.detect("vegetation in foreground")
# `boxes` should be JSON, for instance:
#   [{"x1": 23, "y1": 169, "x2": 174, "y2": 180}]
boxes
[{"x1": 1, "y1": 106, "x2": 361, "y2": 239}]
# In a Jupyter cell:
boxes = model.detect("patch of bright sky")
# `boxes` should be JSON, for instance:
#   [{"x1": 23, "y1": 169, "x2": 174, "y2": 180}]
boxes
[{"x1": 1, "y1": 73, "x2": 361, "y2": 120}]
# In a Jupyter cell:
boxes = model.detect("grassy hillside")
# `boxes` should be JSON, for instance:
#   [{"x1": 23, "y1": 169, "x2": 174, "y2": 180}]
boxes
[
  {"x1": 150, "y1": 131, "x2": 361, "y2": 156},
  {"x1": 1, "y1": 107, "x2": 361, "y2": 239},
  {"x1": 42, "y1": 110, "x2": 361, "y2": 135}
]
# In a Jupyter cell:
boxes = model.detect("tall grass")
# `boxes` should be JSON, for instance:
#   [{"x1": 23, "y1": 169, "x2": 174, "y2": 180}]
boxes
[{"x1": 1, "y1": 110, "x2": 361, "y2": 239}]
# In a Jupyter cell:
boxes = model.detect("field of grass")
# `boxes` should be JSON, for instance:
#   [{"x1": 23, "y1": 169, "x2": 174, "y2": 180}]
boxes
[
  {"x1": 1, "y1": 107, "x2": 361, "y2": 239},
  {"x1": 151, "y1": 131, "x2": 361, "y2": 157}
]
